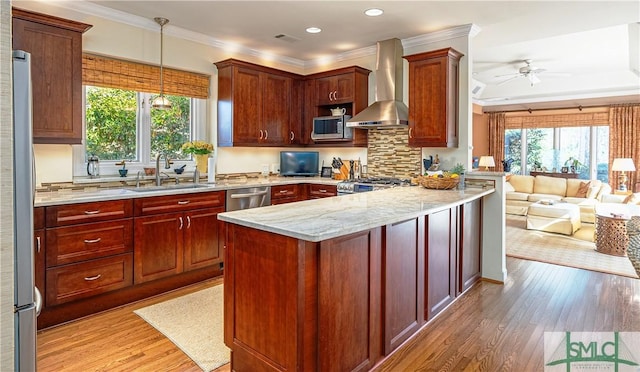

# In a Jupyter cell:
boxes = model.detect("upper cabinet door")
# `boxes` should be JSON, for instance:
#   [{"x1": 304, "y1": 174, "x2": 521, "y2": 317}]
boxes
[
  {"x1": 232, "y1": 67, "x2": 262, "y2": 145},
  {"x1": 315, "y1": 73, "x2": 354, "y2": 105},
  {"x1": 405, "y1": 48, "x2": 463, "y2": 148},
  {"x1": 12, "y1": 8, "x2": 91, "y2": 144},
  {"x1": 262, "y1": 73, "x2": 291, "y2": 144}
]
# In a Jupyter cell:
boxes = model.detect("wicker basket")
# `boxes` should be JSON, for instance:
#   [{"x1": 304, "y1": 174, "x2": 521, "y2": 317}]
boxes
[{"x1": 418, "y1": 176, "x2": 459, "y2": 190}]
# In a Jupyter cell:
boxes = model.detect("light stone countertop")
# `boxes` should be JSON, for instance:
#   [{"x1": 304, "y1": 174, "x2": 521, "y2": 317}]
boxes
[
  {"x1": 34, "y1": 176, "x2": 340, "y2": 207},
  {"x1": 218, "y1": 186, "x2": 494, "y2": 242}
]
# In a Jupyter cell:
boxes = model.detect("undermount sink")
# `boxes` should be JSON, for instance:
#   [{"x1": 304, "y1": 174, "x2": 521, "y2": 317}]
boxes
[{"x1": 128, "y1": 184, "x2": 212, "y2": 192}]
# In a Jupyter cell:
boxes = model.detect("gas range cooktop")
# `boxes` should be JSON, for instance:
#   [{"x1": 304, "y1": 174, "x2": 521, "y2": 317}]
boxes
[{"x1": 337, "y1": 177, "x2": 412, "y2": 194}]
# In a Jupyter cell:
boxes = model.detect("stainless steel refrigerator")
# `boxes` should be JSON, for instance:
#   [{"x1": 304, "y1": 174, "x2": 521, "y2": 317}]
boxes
[{"x1": 13, "y1": 49, "x2": 41, "y2": 371}]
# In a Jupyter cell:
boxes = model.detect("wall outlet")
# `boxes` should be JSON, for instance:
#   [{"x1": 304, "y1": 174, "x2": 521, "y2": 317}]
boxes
[{"x1": 261, "y1": 164, "x2": 270, "y2": 176}]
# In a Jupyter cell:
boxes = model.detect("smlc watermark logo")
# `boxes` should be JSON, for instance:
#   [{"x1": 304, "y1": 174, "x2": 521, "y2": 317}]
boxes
[{"x1": 545, "y1": 332, "x2": 640, "y2": 371}]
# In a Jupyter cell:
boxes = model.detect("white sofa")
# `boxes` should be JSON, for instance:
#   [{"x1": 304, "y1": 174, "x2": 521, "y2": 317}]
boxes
[{"x1": 505, "y1": 175, "x2": 612, "y2": 223}]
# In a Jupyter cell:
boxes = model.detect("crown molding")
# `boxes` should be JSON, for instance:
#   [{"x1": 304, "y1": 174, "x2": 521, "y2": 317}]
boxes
[
  {"x1": 402, "y1": 24, "x2": 481, "y2": 49},
  {"x1": 476, "y1": 87, "x2": 640, "y2": 109}
]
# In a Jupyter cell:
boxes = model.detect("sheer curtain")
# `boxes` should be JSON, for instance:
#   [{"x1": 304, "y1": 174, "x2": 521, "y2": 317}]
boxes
[
  {"x1": 609, "y1": 104, "x2": 640, "y2": 191},
  {"x1": 487, "y1": 112, "x2": 506, "y2": 171}
]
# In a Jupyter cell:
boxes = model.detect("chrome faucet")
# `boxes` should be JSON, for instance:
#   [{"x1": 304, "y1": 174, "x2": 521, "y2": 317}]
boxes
[
  {"x1": 156, "y1": 153, "x2": 173, "y2": 186},
  {"x1": 135, "y1": 170, "x2": 143, "y2": 188}
]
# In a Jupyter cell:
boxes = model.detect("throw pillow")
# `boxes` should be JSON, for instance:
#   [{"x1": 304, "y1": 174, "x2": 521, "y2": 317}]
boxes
[
  {"x1": 505, "y1": 174, "x2": 512, "y2": 182},
  {"x1": 623, "y1": 193, "x2": 640, "y2": 204},
  {"x1": 576, "y1": 181, "x2": 590, "y2": 198}
]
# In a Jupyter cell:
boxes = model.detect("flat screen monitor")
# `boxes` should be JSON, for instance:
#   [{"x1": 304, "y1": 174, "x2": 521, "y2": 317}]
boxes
[{"x1": 280, "y1": 151, "x2": 319, "y2": 177}]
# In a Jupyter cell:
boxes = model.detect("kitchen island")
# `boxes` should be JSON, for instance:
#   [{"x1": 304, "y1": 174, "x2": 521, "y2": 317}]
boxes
[{"x1": 218, "y1": 184, "x2": 499, "y2": 372}]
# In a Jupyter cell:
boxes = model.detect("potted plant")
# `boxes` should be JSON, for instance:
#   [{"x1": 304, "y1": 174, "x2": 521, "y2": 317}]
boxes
[
  {"x1": 181, "y1": 140, "x2": 214, "y2": 173},
  {"x1": 564, "y1": 157, "x2": 583, "y2": 173}
]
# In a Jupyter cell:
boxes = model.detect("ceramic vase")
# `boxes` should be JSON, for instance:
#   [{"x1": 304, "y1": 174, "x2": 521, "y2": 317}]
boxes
[{"x1": 195, "y1": 154, "x2": 209, "y2": 173}]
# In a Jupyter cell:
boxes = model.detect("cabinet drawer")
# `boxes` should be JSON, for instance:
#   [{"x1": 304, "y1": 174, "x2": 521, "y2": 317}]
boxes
[
  {"x1": 46, "y1": 219, "x2": 133, "y2": 266},
  {"x1": 308, "y1": 184, "x2": 337, "y2": 198},
  {"x1": 46, "y1": 253, "x2": 133, "y2": 306},
  {"x1": 46, "y1": 200, "x2": 133, "y2": 227},
  {"x1": 271, "y1": 184, "x2": 300, "y2": 200},
  {"x1": 134, "y1": 191, "x2": 225, "y2": 216}
]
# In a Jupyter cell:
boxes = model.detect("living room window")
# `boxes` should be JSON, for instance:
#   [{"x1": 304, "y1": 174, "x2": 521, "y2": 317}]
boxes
[{"x1": 504, "y1": 126, "x2": 609, "y2": 181}]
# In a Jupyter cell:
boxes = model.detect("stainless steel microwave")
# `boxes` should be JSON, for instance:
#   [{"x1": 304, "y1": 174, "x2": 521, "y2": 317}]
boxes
[{"x1": 311, "y1": 115, "x2": 352, "y2": 141}]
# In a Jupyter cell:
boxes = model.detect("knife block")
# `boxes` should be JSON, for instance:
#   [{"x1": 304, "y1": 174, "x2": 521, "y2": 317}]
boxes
[{"x1": 334, "y1": 163, "x2": 350, "y2": 180}]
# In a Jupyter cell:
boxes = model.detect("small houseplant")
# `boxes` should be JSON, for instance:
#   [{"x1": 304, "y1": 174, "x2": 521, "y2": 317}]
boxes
[
  {"x1": 181, "y1": 140, "x2": 213, "y2": 173},
  {"x1": 564, "y1": 157, "x2": 583, "y2": 173}
]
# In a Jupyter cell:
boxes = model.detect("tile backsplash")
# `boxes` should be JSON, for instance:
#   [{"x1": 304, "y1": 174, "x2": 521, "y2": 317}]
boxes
[{"x1": 366, "y1": 127, "x2": 421, "y2": 179}]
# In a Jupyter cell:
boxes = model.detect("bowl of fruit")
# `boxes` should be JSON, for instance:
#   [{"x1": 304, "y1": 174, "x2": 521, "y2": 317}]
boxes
[{"x1": 418, "y1": 163, "x2": 464, "y2": 190}]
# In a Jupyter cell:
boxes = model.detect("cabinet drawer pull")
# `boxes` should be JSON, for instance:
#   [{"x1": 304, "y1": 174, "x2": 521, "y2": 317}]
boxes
[
  {"x1": 36, "y1": 236, "x2": 41, "y2": 253},
  {"x1": 290, "y1": 131, "x2": 294, "y2": 141},
  {"x1": 259, "y1": 129, "x2": 264, "y2": 139},
  {"x1": 84, "y1": 274, "x2": 101, "y2": 281},
  {"x1": 177, "y1": 200, "x2": 190, "y2": 205},
  {"x1": 186, "y1": 216, "x2": 191, "y2": 229},
  {"x1": 409, "y1": 127, "x2": 413, "y2": 138},
  {"x1": 84, "y1": 210, "x2": 100, "y2": 215},
  {"x1": 279, "y1": 190, "x2": 288, "y2": 194},
  {"x1": 319, "y1": 189, "x2": 327, "y2": 193},
  {"x1": 179, "y1": 216, "x2": 184, "y2": 230},
  {"x1": 328, "y1": 92, "x2": 332, "y2": 101},
  {"x1": 83, "y1": 238, "x2": 102, "y2": 244},
  {"x1": 264, "y1": 130, "x2": 268, "y2": 140}
]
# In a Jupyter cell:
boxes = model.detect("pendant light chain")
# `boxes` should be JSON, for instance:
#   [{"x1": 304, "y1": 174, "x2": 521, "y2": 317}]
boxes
[{"x1": 152, "y1": 17, "x2": 171, "y2": 109}]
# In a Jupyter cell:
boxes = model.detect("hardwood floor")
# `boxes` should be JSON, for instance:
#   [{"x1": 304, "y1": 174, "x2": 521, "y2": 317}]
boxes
[{"x1": 37, "y1": 258, "x2": 640, "y2": 372}]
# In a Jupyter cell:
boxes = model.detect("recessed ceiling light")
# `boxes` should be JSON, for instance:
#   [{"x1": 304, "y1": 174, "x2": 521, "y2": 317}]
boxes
[
  {"x1": 365, "y1": 8, "x2": 384, "y2": 17},
  {"x1": 306, "y1": 27, "x2": 322, "y2": 34}
]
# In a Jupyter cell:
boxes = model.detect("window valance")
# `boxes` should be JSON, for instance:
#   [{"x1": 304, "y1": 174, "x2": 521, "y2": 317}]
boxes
[
  {"x1": 504, "y1": 108, "x2": 610, "y2": 129},
  {"x1": 82, "y1": 53, "x2": 210, "y2": 99}
]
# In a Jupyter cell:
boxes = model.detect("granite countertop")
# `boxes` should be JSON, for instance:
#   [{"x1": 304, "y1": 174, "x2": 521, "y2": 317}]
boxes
[
  {"x1": 218, "y1": 186, "x2": 494, "y2": 242},
  {"x1": 34, "y1": 176, "x2": 340, "y2": 207}
]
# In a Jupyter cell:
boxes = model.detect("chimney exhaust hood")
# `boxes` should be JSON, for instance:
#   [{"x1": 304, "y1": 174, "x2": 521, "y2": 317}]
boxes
[{"x1": 347, "y1": 38, "x2": 408, "y2": 128}]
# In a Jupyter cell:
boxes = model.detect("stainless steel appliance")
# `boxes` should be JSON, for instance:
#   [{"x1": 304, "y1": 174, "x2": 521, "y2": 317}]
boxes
[
  {"x1": 336, "y1": 177, "x2": 412, "y2": 195},
  {"x1": 226, "y1": 186, "x2": 271, "y2": 211},
  {"x1": 311, "y1": 115, "x2": 352, "y2": 141},
  {"x1": 347, "y1": 38, "x2": 409, "y2": 128},
  {"x1": 13, "y1": 50, "x2": 41, "y2": 372}
]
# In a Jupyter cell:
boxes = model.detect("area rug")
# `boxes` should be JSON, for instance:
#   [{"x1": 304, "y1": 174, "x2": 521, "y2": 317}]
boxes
[
  {"x1": 506, "y1": 215, "x2": 639, "y2": 279},
  {"x1": 134, "y1": 285, "x2": 230, "y2": 371}
]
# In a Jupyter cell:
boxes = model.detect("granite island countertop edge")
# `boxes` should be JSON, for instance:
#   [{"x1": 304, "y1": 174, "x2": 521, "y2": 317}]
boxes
[{"x1": 218, "y1": 187, "x2": 495, "y2": 242}]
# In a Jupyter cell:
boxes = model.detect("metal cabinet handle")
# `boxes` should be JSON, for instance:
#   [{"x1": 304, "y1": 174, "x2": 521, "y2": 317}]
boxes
[
  {"x1": 290, "y1": 131, "x2": 294, "y2": 141},
  {"x1": 186, "y1": 216, "x2": 191, "y2": 229},
  {"x1": 328, "y1": 92, "x2": 332, "y2": 101},
  {"x1": 36, "y1": 236, "x2": 41, "y2": 253},
  {"x1": 179, "y1": 216, "x2": 183, "y2": 230},
  {"x1": 409, "y1": 127, "x2": 413, "y2": 138},
  {"x1": 84, "y1": 210, "x2": 100, "y2": 215},
  {"x1": 334, "y1": 91, "x2": 338, "y2": 100},
  {"x1": 83, "y1": 237, "x2": 101, "y2": 244},
  {"x1": 177, "y1": 200, "x2": 190, "y2": 205},
  {"x1": 319, "y1": 189, "x2": 327, "y2": 193},
  {"x1": 279, "y1": 190, "x2": 288, "y2": 194},
  {"x1": 264, "y1": 130, "x2": 268, "y2": 140},
  {"x1": 84, "y1": 274, "x2": 101, "y2": 281},
  {"x1": 259, "y1": 130, "x2": 264, "y2": 139}
]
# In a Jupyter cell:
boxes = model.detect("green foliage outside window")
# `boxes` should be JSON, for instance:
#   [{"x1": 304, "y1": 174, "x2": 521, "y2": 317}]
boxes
[
  {"x1": 85, "y1": 87, "x2": 136, "y2": 160},
  {"x1": 151, "y1": 94, "x2": 191, "y2": 160}
]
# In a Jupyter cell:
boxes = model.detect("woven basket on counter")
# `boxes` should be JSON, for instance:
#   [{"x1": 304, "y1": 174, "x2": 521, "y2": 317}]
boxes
[{"x1": 417, "y1": 175, "x2": 459, "y2": 190}]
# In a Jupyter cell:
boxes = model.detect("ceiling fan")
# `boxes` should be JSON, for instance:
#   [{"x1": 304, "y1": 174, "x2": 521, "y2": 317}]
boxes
[{"x1": 495, "y1": 59, "x2": 568, "y2": 86}]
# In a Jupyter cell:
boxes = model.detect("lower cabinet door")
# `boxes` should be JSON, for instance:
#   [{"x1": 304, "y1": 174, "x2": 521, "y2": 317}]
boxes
[
  {"x1": 45, "y1": 253, "x2": 133, "y2": 306},
  {"x1": 183, "y1": 207, "x2": 224, "y2": 271},
  {"x1": 425, "y1": 207, "x2": 457, "y2": 320},
  {"x1": 134, "y1": 212, "x2": 184, "y2": 284}
]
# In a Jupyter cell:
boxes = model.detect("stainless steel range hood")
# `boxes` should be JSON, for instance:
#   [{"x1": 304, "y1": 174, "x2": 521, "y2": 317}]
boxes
[{"x1": 347, "y1": 38, "x2": 408, "y2": 128}]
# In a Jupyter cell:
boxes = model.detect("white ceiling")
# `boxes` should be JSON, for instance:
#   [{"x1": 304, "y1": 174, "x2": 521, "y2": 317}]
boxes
[{"x1": 15, "y1": 0, "x2": 640, "y2": 109}]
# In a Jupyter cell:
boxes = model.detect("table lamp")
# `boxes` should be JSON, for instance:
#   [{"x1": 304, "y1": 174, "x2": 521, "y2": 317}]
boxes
[
  {"x1": 478, "y1": 156, "x2": 495, "y2": 171},
  {"x1": 612, "y1": 158, "x2": 636, "y2": 191}
]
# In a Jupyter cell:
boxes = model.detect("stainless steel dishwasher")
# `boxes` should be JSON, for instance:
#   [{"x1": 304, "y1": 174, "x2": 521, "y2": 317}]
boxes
[{"x1": 226, "y1": 186, "x2": 271, "y2": 211}]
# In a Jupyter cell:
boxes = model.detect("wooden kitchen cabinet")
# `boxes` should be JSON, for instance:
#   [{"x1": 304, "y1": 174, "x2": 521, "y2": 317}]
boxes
[
  {"x1": 133, "y1": 191, "x2": 225, "y2": 283},
  {"x1": 271, "y1": 184, "x2": 303, "y2": 205},
  {"x1": 215, "y1": 59, "x2": 303, "y2": 147},
  {"x1": 12, "y1": 8, "x2": 91, "y2": 144},
  {"x1": 307, "y1": 183, "x2": 337, "y2": 199},
  {"x1": 305, "y1": 67, "x2": 370, "y2": 147},
  {"x1": 44, "y1": 200, "x2": 134, "y2": 307},
  {"x1": 458, "y1": 199, "x2": 482, "y2": 294},
  {"x1": 405, "y1": 48, "x2": 463, "y2": 148},
  {"x1": 425, "y1": 207, "x2": 458, "y2": 320},
  {"x1": 383, "y1": 217, "x2": 424, "y2": 354},
  {"x1": 34, "y1": 207, "x2": 45, "y2": 306}
]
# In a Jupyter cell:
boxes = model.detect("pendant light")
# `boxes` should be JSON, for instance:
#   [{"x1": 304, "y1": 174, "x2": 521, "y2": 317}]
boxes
[{"x1": 152, "y1": 17, "x2": 171, "y2": 109}]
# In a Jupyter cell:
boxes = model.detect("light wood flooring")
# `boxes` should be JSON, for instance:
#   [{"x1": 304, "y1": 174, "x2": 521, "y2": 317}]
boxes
[{"x1": 37, "y1": 258, "x2": 640, "y2": 372}]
